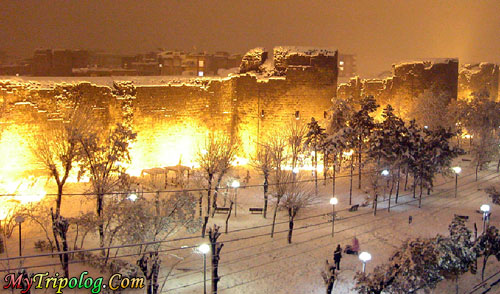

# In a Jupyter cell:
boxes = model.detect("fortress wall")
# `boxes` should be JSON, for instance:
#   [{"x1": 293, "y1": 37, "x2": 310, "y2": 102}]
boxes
[
  {"x1": 337, "y1": 59, "x2": 459, "y2": 118},
  {"x1": 458, "y1": 63, "x2": 499, "y2": 101},
  {"x1": 0, "y1": 64, "x2": 336, "y2": 176}
]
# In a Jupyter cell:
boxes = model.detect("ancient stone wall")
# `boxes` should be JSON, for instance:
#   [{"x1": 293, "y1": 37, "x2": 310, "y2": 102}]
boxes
[
  {"x1": 458, "y1": 63, "x2": 499, "y2": 101},
  {"x1": 337, "y1": 59, "x2": 459, "y2": 118},
  {"x1": 0, "y1": 51, "x2": 337, "y2": 176}
]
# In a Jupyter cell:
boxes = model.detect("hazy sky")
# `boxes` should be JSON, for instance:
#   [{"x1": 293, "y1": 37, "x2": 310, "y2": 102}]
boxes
[{"x1": 2, "y1": 0, "x2": 500, "y2": 76}]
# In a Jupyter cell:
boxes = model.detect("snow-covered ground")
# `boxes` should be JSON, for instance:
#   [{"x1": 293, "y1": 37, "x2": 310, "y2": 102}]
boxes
[{"x1": 1, "y1": 161, "x2": 499, "y2": 293}]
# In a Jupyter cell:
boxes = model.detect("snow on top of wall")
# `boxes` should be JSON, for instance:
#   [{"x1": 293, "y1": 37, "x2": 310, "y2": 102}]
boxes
[
  {"x1": 460, "y1": 62, "x2": 498, "y2": 74},
  {"x1": 0, "y1": 76, "x2": 231, "y2": 89},
  {"x1": 273, "y1": 46, "x2": 337, "y2": 58},
  {"x1": 393, "y1": 58, "x2": 458, "y2": 70}
]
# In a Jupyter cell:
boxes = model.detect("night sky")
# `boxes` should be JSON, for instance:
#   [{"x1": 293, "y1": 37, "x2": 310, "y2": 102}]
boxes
[{"x1": 2, "y1": 0, "x2": 500, "y2": 76}]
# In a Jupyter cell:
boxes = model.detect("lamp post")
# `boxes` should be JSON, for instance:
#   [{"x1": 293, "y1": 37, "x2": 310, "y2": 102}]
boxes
[
  {"x1": 330, "y1": 197, "x2": 338, "y2": 237},
  {"x1": 231, "y1": 180, "x2": 240, "y2": 217},
  {"x1": 198, "y1": 243, "x2": 210, "y2": 294},
  {"x1": 452, "y1": 167, "x2": 461, "y2": 198},
  {"x1": 15, "y1": 216, "x2": 24, "y2": 257},
  {"x1": 343, "y1": 150, "x2": 354, "y2": 205},
  {"x1": 359, "y1": 251, "x2": 372, "y2": 273},
  {"x1": 381, "y1": 170, "x2": 389, "y2": 211},
  {"x1": 480, "y1": 204, "x2": 490, "y2": 234}
]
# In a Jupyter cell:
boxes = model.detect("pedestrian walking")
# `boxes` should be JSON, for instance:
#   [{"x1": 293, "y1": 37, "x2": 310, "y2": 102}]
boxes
[{"x1": 333, "y1": 244, "x2": 342, "y2": 270}]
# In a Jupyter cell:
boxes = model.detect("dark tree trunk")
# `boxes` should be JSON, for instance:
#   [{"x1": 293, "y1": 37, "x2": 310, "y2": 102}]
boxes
[
  {"x1": 476, "y1": 162, "x2": 480, "y2": 181},
  {"x1": 207, "y1": 174, "x2": 213, "y2": 216},
  {"x1": 51, "y1": 210, "x2": 69, "y2": 278},
  {"x1": 271, "y1": 198, "x2": 280, "y2": 238},
  {"x1": 358, "y1": 144, "x2": 362, "y2": 189},
  {"x1": 201, "y1": 216, "x2": 209, "y2": 238},
  {"x1": 404, "y1": 168, "x2": 409, "y2": 191},
  {"x1": 211, "y1": 175, "x2": 224, "y2": 217},
  {"x1": 225, "y1": 201, "x2": 233, "y2": 234},
  {"x1": 209, "y1": 225, "x2": 224, "y2": 294},
  {"x1": 323, "y1": 149, "x2": 328, "y2": 186},
  {"x1": 388, "y1": 179, "x2": 394, "y2": 212},
  {"x1": 349, "y1": 156, "x2": 354, "y2": 205},
  {"x1": 481, "y1": 255, "x2": 489, "y2": 281},
  {"x1": 314, "y1": 147, "x2": 318, "y2": 195},
  {"x1": 287, "y1": 209, "x2": 295, "y2": 244},
  {"x1": 263, "y1": 175, "x2": 269, "y2": 218},
  {"x1": 137, "y1": 253, "x2": 161, "y2": 294},
  {"x1": 326, "y1": 283, "x2": 333, "y2": 294},
  {"x1": 332, "y1": 157, "x2": 336, "y2": 199},
  {"x1": 322, "y1": 260, "x2": 336, "y2": 294},
  {"x1": 97, "y1": 193, "x2": 104, "y2": 253},
  {"x1": 413, "y1": 175, "x2": 416, "y2": 198},
  {"x1": 56, "y1": 184, "x2": 63, "y2": 216},
  {"x1": 418, "y1": 175, "x2": 423, "y2": 208},
  {"x1": 373, "y1": 193, "x2": 378, "y2": 216},
  {"x1": 395, "y1": 166, "x2": 401, "y2": 203}
]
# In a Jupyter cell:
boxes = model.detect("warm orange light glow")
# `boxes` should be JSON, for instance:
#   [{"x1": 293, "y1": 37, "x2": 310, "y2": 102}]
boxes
[
  {"x1": 127, "y1": 122, "x2": 210, "y2": 176},
  {"x1": 343, "y1": 149, "x2": 354, "y2": 157}
]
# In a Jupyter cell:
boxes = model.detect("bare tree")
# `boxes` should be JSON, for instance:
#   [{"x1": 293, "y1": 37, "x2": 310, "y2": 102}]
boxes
[
  {"x1": 211, "y1": 136, "x2": 237, "y2": 217},
  {"x1": 321, "y1": 259, "x2": 337, "y2": 294},
  {"x1": 197, "y1": 132, "x2": 236, "y2": 217},
  {"x1": 78, "y1": 121, "x2": 136, "y2": 249},
  {"x1": 32, "y1": 107, "x2": 86, "y2": 215},
  {"x1": 51, "y1": 209, "x2": 70, "y2": 277},
  {"x1": 304, "y1": 118, "x2": 326, "y2": 194},
  {"x1": 208, "y1": 225, "x2": 224, "y2": 294},
  {"x1": 16, "y1": 199, "x2": 55, "y2": 252},
  {"x1": 118, "y1": 190, "x2": 200, "y2": 294},
  {"x1": 251, "y1": 142, "x2": 273, "y2": 218},
  {"x1": 279, "y1": 173, "x2": 317, "y2": 243},
  {"x1": 267, "y1": 134, "x2": 288, "y2": 238},
  {"x1": 285, "y1": 120, "x2": 307, "y2": 170}
]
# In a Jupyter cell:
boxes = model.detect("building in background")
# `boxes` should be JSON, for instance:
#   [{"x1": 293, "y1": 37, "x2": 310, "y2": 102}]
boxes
[
  {"x1": 26, "y1": 49, "x2": 242, "y2": 77},
  {"x1": 338, "y1": 54, "x2": 357, "y2": 78}
]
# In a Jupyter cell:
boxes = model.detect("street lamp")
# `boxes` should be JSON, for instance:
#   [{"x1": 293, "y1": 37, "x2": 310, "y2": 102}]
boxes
[
  {"x1": 198, "y1": 243, "x2": 210, "y2": 294},
  {"x1": 452, "y1": 166, "x2": 461, "y2": 198},
  {"x1": 330, "y1": 197, "x2": 338, "y2": 237},
  {"x1": 231, "y1": 180, "x2": 240, "y2": 217},
  {"x1": 359, "y1": 251, "x2": 372, "y2": 273},
  {"x1": 381, "y1": 170, "x2": 389, "y2": 205},
  {"x1": 343, "y1": 149, "x2": 354, "y2": 205},
  {"x1": 480, "y1": 204, "x2": 490, "y2": 234},
  {"x1": 127, "y1": 193, "x2": 138, "y2": 202},
  {"x1": 15, "y1": 216, "x2": 24, "y2": 256}
]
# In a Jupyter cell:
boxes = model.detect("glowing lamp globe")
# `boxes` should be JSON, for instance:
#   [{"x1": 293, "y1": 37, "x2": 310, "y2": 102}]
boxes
[
  {"x1": 359, "y1": 252, "x2": 372, "y2": 262},
  {"x1": 480, "y1": 204, "x2": 490, "y2": 213},
  {"x1": 330, "y1": 197, "x2": 338, "y2": 205},
  {"x1": 231, "y1": 180, "x2": 240, "y2": 188},
  {"x1": 198, "y1": 243, "x2": 210, "y2": 254},
  {"x1": 127, "y1": 193, "x2": 138, "y2": 202},
  {"x1": 381, "y1": 170, "x2": 389, "y2": 176},
  {"x1": 452, "y1": 166, "x2": 462, "y2": 174}
]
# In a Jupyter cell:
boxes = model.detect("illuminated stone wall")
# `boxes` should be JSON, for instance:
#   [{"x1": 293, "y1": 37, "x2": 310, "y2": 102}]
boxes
[
  {"x1": 458, "y1": 63, "x2": 499, "y2": 101},
  {"x1": 338, "y1": 59, "x2": 459, "y2": 118},
  {"x1": 0, "y1": 58, "x2": 337, "y2": 176}
]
